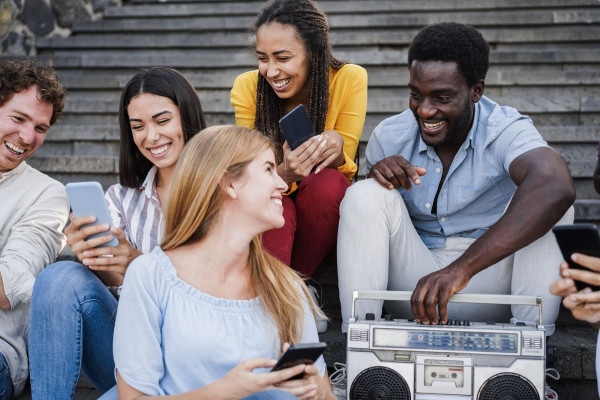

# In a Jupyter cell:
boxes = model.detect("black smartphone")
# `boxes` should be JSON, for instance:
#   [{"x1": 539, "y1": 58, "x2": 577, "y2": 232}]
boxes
[
  {"x1": 270, "y1": 342, "x2": 326, "y2": 380},
  {"x1": 278, "y1": 104, "x2": 316, "y2": 151},
  {"x1": 552, "y1": 224, "x2": 600, "y2": 292}
]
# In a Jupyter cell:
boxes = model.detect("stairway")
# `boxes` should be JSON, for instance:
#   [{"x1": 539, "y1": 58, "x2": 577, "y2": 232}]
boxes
[{"x1": 9, "y1": 0, "x2": 600, "y2": 399}]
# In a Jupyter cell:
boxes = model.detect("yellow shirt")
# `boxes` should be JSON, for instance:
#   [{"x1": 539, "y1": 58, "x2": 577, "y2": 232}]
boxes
[{"x1": 230, "y1": 63, "x2": 368, "y2": 185}]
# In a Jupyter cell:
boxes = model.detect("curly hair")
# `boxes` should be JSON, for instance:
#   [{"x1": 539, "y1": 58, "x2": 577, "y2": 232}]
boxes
[
  {"x1": 0, "y1": 59, "x2": 65, "y2": 126},
  {"x1": 252, "y1": 0, "x2": 345, "y2": 161},
  {"x1": 408, "y1": 22, "x2": 489, "y2": 87}
]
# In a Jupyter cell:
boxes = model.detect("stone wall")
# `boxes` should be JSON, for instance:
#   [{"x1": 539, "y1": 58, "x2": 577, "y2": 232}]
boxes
[{"x1": 0, "y1": 0, "x2": 120, "y2": 55}]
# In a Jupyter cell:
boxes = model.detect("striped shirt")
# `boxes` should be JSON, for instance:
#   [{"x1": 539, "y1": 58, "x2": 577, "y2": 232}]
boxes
[{"x1": 105, "y1": 166, "x2": 163, "y2": 254}]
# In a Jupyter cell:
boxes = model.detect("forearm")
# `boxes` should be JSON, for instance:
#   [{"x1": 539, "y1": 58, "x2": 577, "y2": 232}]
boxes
[
  {"x1": 0, "y1": 273, "x2": 10, "y2": 310},
  {"x1": 450, "y1": 176, "x2": 574, "y2": 277}
]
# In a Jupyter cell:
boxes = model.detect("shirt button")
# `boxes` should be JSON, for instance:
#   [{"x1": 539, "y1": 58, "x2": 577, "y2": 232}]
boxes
[
  {"x1": 436, "y1": 168, "x2": 441, "y2": 173},
  {"x1": 425, "y1": 203, "x2": 431, "y2": 208},
  {"x1": 441, "y1": 217, "x2": 446, "y2": 222}
]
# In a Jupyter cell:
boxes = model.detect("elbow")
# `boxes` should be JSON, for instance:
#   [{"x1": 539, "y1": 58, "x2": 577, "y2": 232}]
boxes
[
  {"x1": 0, "y1": 298, "x2": 11, "y2": 311},
  {"x1": 552, "y1": 180, "x2": 576, "y2": 214}
]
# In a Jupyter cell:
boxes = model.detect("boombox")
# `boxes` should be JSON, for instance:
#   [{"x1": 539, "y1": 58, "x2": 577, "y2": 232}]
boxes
[{"x1": 346, "y1": 291, "x2": 546, "y2": 400}]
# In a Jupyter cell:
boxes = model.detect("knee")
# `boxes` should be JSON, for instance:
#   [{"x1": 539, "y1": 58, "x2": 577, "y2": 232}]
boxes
[
  {"x1": 340, "y1": 178, "x2": 397, "y2": 220},
  {"x1": 299, "y1": 169, "x2": 350, "y2": 205},
  {"x1": 33, "y1": 261, "x2": 95, "y2": 304}
]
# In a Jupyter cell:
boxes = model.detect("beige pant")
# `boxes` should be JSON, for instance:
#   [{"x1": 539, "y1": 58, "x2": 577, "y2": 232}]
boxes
[{"x1": 338, "y1": 179, "x2": 574, "y2": 334}]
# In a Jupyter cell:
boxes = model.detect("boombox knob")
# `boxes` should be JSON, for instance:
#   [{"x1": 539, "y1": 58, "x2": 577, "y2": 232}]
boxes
[
  {"x1": 385, "y1": 314, "x2": 394, "y2": 321},
  {"x1": 365, "y1": 313, "x2": 375, "y2": 320}
]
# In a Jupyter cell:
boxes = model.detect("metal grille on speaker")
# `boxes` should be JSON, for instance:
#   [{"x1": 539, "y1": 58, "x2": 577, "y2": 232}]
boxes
[
  {"x1": 350, "y1": 366, "x2": 411, "y2": 400},
  {"x1": 477, "y1": 373, "x2": 539, "y2": 400}
]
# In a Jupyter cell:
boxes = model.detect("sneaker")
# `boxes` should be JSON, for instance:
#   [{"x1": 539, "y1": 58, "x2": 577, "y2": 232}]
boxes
[
  {"x1": 307, "y1": 284, "x2": 328, "y2": 333},
  {"x1": 545, "y1": 368, "x2": 559, "y2": 399}
]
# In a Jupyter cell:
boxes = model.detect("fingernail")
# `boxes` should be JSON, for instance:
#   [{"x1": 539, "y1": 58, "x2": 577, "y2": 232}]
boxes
[
  {"x1": 83, "y1": 251, "x2": 90, "y2": 257},
  {"x1": 572, "y1": 254, "x2": 578, "y2": 261},
  {"x1": 317, "y1": 135, "x2": 323, "y2": 142},
  {"x1": 563, "y1": 270, "x2": 570, "y2": 277},
  {"x1": 584, "y1": 288, "x2": 592, "y2": 293},
  {"x1": 82, "y1": 259, "x2": 89, "y2": 265},
  {"x1": 415, "y1": 178, "x2": 421, "y2": 184},
  {"x1": 565, "y1": 278, "x2": 573, "y2": 285},
  {"x1": 315, "y1": 168, "x2": 321, "y2": 174}
]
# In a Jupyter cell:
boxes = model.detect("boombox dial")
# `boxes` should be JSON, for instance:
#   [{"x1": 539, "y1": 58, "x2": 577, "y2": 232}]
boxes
[{"x1": 350, "y1": 366, "x2": 411, "y2": 400}]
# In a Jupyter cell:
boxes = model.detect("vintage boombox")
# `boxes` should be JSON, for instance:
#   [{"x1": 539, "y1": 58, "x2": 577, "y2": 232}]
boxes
[{"x1": 346, "y1": 291, "x2": 546, "y2": 400}]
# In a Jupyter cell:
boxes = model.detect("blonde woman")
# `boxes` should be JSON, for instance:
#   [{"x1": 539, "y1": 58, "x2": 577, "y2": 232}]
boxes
[{"x1": 112, "y1": 126, "x2": 335, "y2": 400}]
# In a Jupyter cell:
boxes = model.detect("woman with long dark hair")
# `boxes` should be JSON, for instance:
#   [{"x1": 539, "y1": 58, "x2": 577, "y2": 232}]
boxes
[{"x1": 29, "y1": 67, "x2": 207, "y2": 398}]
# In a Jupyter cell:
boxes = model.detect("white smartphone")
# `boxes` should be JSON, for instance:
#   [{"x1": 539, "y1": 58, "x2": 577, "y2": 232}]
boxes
[{"x1": 65, "y1": 181, "x2": 119, "y2": 248}]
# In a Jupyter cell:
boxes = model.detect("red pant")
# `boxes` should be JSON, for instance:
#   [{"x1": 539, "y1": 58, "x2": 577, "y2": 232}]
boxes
[{"x1": 262, "y1": 169, "x2": 350, "y2": 278}]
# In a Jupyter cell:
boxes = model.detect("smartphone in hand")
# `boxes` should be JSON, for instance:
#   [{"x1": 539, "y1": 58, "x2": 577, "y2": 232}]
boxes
[
  {"x1": 552, "y1": 224, "x2": 600, "y2": 292},
  {"x1": 278, "y1": 104, "x2": 316, "y2": 151},
  {"x1": 270, "y1": 342, "x2": 326, "y2": 380},
  {"x1": 66, "y1": 181, "x2": 119, "y2": 248}
]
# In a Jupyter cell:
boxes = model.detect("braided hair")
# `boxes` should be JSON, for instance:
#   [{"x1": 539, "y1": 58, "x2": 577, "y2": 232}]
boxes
[{"x1": 253, "y1": 0, "x2": 345, "y2": 161}]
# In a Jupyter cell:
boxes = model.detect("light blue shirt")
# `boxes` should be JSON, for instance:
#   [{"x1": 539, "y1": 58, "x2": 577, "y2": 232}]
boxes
[
  {"x1": 366, "y1": 96, "x2": 548, "y2": 248},
  {"x1": 114, "y1": 247, "x2": 325, "y2": 396}
]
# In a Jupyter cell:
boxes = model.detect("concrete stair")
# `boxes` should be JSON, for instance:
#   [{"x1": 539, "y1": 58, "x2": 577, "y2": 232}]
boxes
[
  {"x1": 6, "y1": 0, "x2": 599, "y2": 398},
  {"x1": 20, "y1": 0, "x2": 600, "y2": 224}
]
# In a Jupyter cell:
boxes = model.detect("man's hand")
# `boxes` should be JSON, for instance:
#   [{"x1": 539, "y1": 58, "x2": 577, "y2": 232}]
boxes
[
  {"x1": 410, "y1": 264, "x2": 472, "y2": 325},
  {"x1": 368, "y1": 155, "x2": 426, "y2": 190}
]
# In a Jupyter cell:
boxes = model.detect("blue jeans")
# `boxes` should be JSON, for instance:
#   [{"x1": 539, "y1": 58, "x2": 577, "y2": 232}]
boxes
[
  {"x1": 99, "y1": 386, "x2": 298, "y2": 399},
  {"x1": 29, "y1": 261, "x2": 118, "y2": 399},
  {"x1": 0, "y1": 352, "x2": 12, "y2": 400}
]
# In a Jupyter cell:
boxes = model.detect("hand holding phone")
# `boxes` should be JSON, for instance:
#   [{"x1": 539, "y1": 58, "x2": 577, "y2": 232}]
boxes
[
  {"x1": 270, "y1": 342, "x2": 326, "y2": 380},
  {"x1": 279, "y1": 104, "x2": 316, "y2": 151},
  {"x1": 66, "y1": 181, "x2": 118, "y2": 248},
  {"x1": 552, "y1": 224, "x2": 600, "y2": 292}
]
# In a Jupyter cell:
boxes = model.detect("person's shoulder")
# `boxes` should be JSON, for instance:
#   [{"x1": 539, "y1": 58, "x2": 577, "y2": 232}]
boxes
[
  {"x1": 478, "y1": 96, "x2": 533, "y2": 129},
  {"x1": 21, "y1": 164, "x2": 68, "y2": 199},
  {"x1": 126, "y1": 247, "x2": 166, "y2": 282},
  {"x1": 233, "y1": 70, "x2": 259, "y2": 88},
  {"x1": 333, "y1": 64, "x2": 367, "y2": 83}
]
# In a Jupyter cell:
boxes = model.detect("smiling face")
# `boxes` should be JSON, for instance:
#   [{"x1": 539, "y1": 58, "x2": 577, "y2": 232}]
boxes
[
  {"x1": 256, "y1": 22, "x2": 310, "y2": 107},
  {"x1": 408, "y1": 60, "x2": 483, "y2": 151},
  {"x1": 0, "y1": 86, "x2": 53, "y2": 176},
  {"x1": 127, "y1": 93, "x2": 185, "y2": 174},
  {"x1": 231, "y1": 148, "x2": 288, "y2": 232}
]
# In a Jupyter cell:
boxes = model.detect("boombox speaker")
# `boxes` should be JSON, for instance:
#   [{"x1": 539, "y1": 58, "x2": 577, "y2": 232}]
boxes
[{"x1": 346, "y1": 291, "x2": 546, "y2": 400}]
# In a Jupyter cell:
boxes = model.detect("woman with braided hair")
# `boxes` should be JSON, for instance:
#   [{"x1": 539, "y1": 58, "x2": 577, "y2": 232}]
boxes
[{"x1": 230, "y1": 0, "x2": 368, "y2": 319}]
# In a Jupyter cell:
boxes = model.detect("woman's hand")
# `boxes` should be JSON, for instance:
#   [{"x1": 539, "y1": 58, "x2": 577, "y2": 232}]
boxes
[
  {"x1": 219, "y1": 358, "x2": 317, "y2": 399},
  {"x1": 65, "y1": 213, "x2": 141, "y2": 285},
  {"x1": 316, "y1": 130, "x2": 345, "y2": 173},
  {"x1": 81, "y1": 226, "x2": 142, "y2": 276},
  {"x1": 278, "y1": 136, "x2": 327, "y2": 184},
  {"x1": 550, "y1": 254, "x2": 600, "y2": 327}
]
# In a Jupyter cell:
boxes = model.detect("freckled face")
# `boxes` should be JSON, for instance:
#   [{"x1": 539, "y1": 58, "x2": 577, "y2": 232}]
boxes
[
  {"x1": 408, "y1": 60, "x2": 481, "y2": 150},
  {"x1": 256, "y1": 22, "x2": 310, "y2": 106},
  {"x1": 0, "y1": 86, "x2": 53, "y2": 176},
  {"x1": 127, "y1": 93, "x2": 185, "y2": 171}
]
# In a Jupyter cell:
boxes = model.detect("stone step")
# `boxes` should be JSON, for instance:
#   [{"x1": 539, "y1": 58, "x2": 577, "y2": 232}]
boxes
[
  {"x1": 65, "y1": 9, "x2": 600, "y2": 35},
  {"x1": 50, "y1": 66, "x2": 600, "y2": 90},
  {"x1": 113, "y1": 0, "x2": 600, "y2": 18},
  {"x1": 37, "y1": 48, "x2": 600, "y2": 70},
  {"x1": 44, "y1": 124, "x2": 600, "y2": 144},
  {"x1": 37, "y1": 24, "x2": 600, "y2": 50}
]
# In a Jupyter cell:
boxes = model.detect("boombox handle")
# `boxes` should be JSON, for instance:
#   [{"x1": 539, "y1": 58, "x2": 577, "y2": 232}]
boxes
[{"x1": 351, "y1": 290, "x2": 543, "y2": 325}]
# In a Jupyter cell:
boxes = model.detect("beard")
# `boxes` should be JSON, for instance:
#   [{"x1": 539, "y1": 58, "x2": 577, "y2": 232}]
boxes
[{"x1": 417, "y1": 99, "x2": 474, "y2": 149}]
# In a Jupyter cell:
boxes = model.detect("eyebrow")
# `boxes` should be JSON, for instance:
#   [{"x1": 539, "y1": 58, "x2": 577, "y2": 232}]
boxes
[
  {"x1": 12, "y1": 110, "x2": 50, "y2": 130},
  {"x1": 255, "y1": 50, "x2": 292, "y2": 56},
  {"x1": 129, "y1": 110, "x2": 172, "y2": 122},
  {"x1": 264, "y1": 161, "x2": 275, "y2": 168},
  {"x1": 408, "y1": 84, "x2": 458, "y2": 94}
]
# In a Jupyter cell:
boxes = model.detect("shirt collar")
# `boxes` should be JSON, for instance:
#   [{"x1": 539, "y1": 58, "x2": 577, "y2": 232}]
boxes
[{"x1": 140, "y1": 166, "x2": 159, "y2": 200}]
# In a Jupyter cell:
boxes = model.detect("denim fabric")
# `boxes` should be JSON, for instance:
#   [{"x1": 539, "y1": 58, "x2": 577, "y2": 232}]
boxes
[
  {"x1": 0, "y1": 352, "x2": 12, "y2": 400},
  {"x1": 29, "y1": 261, "x2": 118, "y2": 399}
]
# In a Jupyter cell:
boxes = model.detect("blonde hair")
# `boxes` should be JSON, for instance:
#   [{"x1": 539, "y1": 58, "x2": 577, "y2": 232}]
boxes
[{"x1": 162, "y1": 125, "x2": 320, "y2": 347}]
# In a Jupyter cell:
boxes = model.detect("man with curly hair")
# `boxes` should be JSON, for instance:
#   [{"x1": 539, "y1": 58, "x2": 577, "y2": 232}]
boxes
[
  {"x1": 338, "y1": 23, "x2": 575, "y2": 335},
  {"x1": 0, "y1": 59, "x2": 69, "y2": 398}
]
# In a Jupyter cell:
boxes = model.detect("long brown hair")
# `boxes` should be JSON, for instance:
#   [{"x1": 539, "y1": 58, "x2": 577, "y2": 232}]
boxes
[
  {"x1": 161, "y1": 125, "x2": 320, "y2": 347},
  {"x1": 253, "y1": 0, "x2": 345, "y2": 162}
]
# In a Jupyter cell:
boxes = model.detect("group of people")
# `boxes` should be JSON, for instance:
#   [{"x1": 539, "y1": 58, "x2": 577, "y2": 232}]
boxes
[{"x1": 0, "y1": 0, "x2": 597, "y2": 399}]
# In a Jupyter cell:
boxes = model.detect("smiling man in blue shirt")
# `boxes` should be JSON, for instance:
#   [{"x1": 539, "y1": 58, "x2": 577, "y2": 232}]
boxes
[{"x1": 338, "y1": 23, "x2": 575, "y2": 334}]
